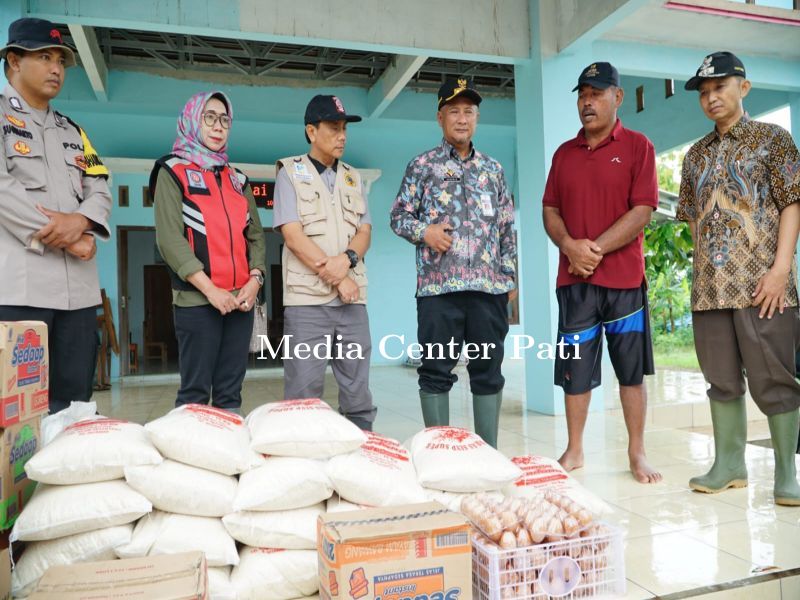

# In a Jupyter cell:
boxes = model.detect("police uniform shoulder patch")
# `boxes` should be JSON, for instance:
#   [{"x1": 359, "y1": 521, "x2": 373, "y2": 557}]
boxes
[
  {"x1": 62, "y1": 115, "x2": 109, "y2": 178},
  {"x1": 9, "y1": 97, "x2": 23, "y2": 112}
]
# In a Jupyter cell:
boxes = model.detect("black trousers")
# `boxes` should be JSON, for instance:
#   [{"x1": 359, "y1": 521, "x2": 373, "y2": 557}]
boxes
[
  {"x1": 0, "y1": 305, "x2": 98, "y2": 414},
  {"x1": 416, "y1": 291, "x2": 509, "y2": 395},
  {"x1": 174, "y1": 304, "x2": 253, "y2": 410}
]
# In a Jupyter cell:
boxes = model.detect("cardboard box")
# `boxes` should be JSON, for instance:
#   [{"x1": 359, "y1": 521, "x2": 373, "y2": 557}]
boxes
[
  {"x1": 0, "y1": 322, "x2": 48, "y2": 427},
  {"x1": 0, "y1": 416, "x2": 41, "y2": 530},
  {"x1": 318, "y1": 501, "x2": 472, "y2": 600},
  {"x1": 28, "y1": 551, "x2": 208, "y2": 599},
  {"x1": 0, "y1": 549, "x2": 10, "y2": 600}
]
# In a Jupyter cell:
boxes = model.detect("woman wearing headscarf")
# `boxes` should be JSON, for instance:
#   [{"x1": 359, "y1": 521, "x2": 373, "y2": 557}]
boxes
[{"x1": 151, "y1": 91, "x2": 266, "y2": 413}]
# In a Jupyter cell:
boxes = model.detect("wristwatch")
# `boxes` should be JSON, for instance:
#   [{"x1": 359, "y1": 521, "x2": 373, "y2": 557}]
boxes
[
  {"x1": 344, "y1": 249, "x2": 359, "y2": 268},
  {"x1": 250, "y1": 271, "x2": 264, "y2": 286}
]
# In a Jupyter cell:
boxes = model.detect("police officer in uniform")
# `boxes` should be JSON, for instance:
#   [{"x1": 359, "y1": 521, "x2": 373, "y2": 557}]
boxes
[
  {"x1": 0, "y1": 18, "x2": 112, "y2": 413},
  {"x1": 273, "y1": 95, "x2": 376, "y2": 430}
]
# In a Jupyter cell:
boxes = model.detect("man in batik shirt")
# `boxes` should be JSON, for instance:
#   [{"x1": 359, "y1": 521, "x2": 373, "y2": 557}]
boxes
[
  {"x1": 678, "y1": 51, "x2": 800, "y2": 506},
  {"x1": 390, "y1": 77, "x2": 517, "y2": 448}
]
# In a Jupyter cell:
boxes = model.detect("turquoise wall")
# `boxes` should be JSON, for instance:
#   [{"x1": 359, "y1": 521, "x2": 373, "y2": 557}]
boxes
[{"x1": 51, "y1": 68, "x2": 520, "y2": 376}]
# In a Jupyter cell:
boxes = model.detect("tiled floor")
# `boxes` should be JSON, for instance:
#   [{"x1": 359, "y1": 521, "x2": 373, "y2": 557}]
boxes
[{"x1": 95, "y1": 360, "x2": 800, "y2": 599}]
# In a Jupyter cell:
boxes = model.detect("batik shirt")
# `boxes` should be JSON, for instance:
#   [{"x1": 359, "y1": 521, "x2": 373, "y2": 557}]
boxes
[
  {"x1": 677, "y1": 116, "x2": 800, "y2": 311},
  {"x1": 390, "y1": 138, "x2": 517, "y2": 297}
]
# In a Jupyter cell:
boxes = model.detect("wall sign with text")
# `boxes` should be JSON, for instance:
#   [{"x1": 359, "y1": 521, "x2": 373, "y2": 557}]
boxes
[{"x1": 249, "y1": 181, "x2": 274, "y2": 209}]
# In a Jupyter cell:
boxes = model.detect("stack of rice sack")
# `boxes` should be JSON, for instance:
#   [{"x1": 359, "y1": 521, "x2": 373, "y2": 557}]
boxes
[
  {"x1": 233, "y1": 399, "x2": 367, "y2": 600},
  {"x1": 10, "y1": 418, "x2": 159, "y2": 597},
  {"x1": 406, "y1": 426, "x2": 522, "y2": 511},
  {"x1": 118, "y1": 404, "x2": 260, "y2": 600}
]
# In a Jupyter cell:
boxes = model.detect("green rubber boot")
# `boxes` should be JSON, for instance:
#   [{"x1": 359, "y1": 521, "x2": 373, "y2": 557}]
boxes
[
  {"x1": 419, "y1": 390, "x2": 449, "y2": 427},
  {"x1": 689, "y1": 397, "x2": 748, "y2": 494},
  {"x1": 473, "y1": 391, "x2": 502, "y2": 449},
  {"x1": 767, "y1": 409, "x2": 800, "y2": 506}
]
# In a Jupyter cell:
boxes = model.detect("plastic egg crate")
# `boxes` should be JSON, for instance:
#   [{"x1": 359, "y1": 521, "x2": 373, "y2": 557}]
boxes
[{"x1": 471, "y1": 524, "x2": 625, "y2": 599}]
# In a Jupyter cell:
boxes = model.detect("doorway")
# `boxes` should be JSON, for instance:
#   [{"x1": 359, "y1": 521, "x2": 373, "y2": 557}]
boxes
[{"x1": 117, "y1": 226, "x2": 284, "y2": 376}]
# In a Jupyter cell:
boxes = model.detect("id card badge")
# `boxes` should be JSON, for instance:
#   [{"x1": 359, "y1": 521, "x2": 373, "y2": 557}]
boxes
[{"x1": 480, "y1": 194, "x2": 495, "y2": 217}]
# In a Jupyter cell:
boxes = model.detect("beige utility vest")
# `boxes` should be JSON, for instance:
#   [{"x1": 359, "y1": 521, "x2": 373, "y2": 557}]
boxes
[{"x1": 278, "y1": 154, "x2": 368, "y2": 306}]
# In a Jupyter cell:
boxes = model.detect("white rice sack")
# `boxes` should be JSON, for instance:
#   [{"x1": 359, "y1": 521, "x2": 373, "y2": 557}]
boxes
[
  {"x1": 325, "y1": 493, "x2": 370, "y2": 514},
  {"x1": 145, "y1": 404, "x2": 263, "y2": 475},
  {"x1": 10, "y1": 481, "x2": 151, "y2": 542},
  {"x1": 40, "y1": 401, "x2": 98, "y2": 447},
  {"x1": 208, "y1": 566, "x2": 236, "y2": 600},
  {"x1": 247, "y1": 399, "x2": 366, "y2": 458},
  {"x1": 505, "y1": 455, "x2": 613, "y2": 515},
  {"x1": 223, "y1": 503, "x2": 323, "y2": 550},
  {"x1": 125, "y1": 459, "x2": 236, "y2": 517},
  {"x1": 231, "y1": 548, "x2": 317, "y2": 600},
  {"x1": 424, "y1": 489, "x2": 504, "y2": 512},
  {"x1": 408, "y1": 427, "x2": 522, "y2": 492},
  {"x1": 25, "y1": 418, "x2": 163, "y2": 485},
  {"x1": 11, "y1": 524, "x2": 132, "y2": 598},
  {"x1": 234, "y1": 457, "x2": 333, "y2": 511},
  {"x1": 326, "y1": 432, "x2": 427, "y2": 506},
  {"x1": 116, "y1": 510, "x2": 238, "y2": 567}
]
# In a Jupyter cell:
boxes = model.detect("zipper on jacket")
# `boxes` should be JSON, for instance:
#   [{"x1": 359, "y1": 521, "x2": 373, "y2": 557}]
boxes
[{"x1": 215, "y1": 169, "x2": 237, "y2": 289}]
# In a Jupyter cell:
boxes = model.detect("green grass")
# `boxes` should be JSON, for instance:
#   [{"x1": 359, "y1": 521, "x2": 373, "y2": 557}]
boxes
[
  {"x1": 651, "y1": 325, "x2": 701, "y2": 370},
  {"x1": 653, "y1": 347, "x2": 700, "y2": 370}
]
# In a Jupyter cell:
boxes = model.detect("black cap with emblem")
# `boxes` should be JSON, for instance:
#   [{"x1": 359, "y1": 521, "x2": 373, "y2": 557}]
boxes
[
  {"x1": 684, "y1": 51, "x2": 746, "y2": 91},
  {"x1": 303, "y1": 94, "x2": 361, "y2": 143},
  {"x1": 437, "y1": 77, "x2": 482, "y2": 110},
  {"x1": 1, "y1": 18, "x2": 76, "y2": 67},
  {"x1": 572, "y1": 62, "x2": 619, "y2": 92}
]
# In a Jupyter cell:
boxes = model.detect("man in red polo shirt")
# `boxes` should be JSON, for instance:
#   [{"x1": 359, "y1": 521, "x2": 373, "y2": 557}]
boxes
[{"x1": 542, "y1": 62, "x2": 661, "y2": 484}]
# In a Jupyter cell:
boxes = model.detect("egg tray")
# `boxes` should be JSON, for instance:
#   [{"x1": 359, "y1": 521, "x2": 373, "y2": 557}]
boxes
[{"x1": 471, "y1": 523, "x2": 625, "y2": 600}]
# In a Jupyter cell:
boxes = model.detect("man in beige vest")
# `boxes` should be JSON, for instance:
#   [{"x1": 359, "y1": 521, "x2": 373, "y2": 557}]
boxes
[{"x1": 273, "y1": 95, "x2": 375, "y2": 430}]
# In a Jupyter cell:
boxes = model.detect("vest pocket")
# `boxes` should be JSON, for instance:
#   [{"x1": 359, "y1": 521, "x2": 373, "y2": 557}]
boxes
[
  {"x1": 286, "y1": 267, "x2": 332, "y2": 296},
  {"x1": 298, "y1": 189, "x2": 324, "y2": 223},
  {"x1": 341, "y1": 191, "x2": 365, "y2": 227},
  {"x1": 303, "y1": 216, "x2": 328, "y2": 237}
]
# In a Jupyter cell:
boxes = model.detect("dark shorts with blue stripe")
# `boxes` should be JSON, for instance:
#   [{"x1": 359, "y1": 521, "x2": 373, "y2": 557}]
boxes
[{"x1": 555, "y1": 282, "x2": 654, "y2": 395}]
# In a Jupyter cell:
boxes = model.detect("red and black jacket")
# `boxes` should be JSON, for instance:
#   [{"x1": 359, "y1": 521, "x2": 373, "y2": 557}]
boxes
[{"x1": 150, "y1": 155, "x2": 251, "y2": 292}]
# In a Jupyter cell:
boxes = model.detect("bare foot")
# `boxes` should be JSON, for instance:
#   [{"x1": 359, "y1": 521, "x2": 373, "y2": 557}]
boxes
[
  {"x1": 558, "y1": 448, "x2": 584, "y2": 472},
  {"x1": 630, "y1": 452, "x2": 662, "y2": 484}
]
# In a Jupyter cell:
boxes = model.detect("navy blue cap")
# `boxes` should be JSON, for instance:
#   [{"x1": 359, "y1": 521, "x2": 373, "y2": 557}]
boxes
[
  {"x1": 304, "y1": 95, "x2": 362, "y2": 126},
  {"x1": 572, "y1": 62, "x2": 619, "y2": 92}
]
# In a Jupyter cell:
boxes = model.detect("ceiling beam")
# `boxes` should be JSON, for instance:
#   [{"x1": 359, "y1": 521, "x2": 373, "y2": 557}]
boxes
[
  {"x1": 367, "y1": 54, "x2": 428, "y2": 119},
  {"x1": 67, "y1": 24, "x2": 108, "y2": 101}
]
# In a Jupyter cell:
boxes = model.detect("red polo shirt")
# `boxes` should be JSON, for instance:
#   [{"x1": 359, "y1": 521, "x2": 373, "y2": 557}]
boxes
[{"x1": 543, "y1": 119, "x2": 658, "y2": 289}]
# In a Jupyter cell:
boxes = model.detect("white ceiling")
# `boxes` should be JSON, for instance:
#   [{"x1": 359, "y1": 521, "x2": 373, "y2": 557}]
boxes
[{"x1": 602, "y1": 0, "x2": 800, "y2": 60}]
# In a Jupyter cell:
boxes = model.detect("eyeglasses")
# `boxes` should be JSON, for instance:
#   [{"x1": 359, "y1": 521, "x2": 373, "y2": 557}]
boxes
[{"x1": 202, "y1": 112, "x2": 231, "y2": 129}]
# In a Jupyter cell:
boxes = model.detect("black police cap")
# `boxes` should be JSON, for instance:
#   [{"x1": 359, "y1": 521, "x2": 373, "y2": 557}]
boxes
[{"x1": 1, "y1": 18, "x2": 76, "y2": 67}]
